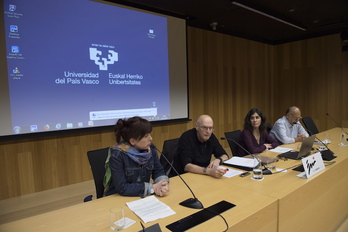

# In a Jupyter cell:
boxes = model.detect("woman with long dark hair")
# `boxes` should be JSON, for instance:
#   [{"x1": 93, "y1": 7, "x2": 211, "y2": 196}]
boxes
[{"x1": 237, "y1": 108, "x2": 278, "y2": 156}]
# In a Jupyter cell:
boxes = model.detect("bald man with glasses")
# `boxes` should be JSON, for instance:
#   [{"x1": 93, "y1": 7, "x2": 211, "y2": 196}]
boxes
[
  {"x1": 175, "y1": 115, "x2": 229, "y2": 178},
  {"x1": 270, "y1": 106, "x2": 309, "y2": 144}
]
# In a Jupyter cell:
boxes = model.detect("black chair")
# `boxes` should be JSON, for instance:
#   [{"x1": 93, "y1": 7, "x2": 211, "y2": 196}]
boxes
[
  {"x1": 160, "y1": 138, "x2": 180, "y2": 178},
  {"x1": 302, "y1": 117, "x2": 319, "y2": 135},
  {"x1": 87, "y1": 147, "x2": 109, "y2": 199},
  {"x1": 224, "y1": 130, "x2": 242, "y2": 156}
]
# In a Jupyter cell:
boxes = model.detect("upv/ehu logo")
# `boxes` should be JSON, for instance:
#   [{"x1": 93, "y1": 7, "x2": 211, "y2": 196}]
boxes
[{"x1": 89, "y1": 47, "x2": 118, "y2": 71}]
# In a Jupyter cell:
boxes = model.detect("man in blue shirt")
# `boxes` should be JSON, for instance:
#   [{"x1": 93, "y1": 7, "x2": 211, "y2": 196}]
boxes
[{"x1": 270, "y1": 106, "x2": 309, "y2": 144}]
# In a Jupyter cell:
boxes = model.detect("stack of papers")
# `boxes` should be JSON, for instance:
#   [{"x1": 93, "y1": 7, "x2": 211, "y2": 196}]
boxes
[
  {"x1": 269, "y1": 147, "x2": 292, "y2": 153},
  {"x1": 126, "y1": 195, "x2": 176, "y2": 223},
  {"x1": 223, "y1": 156, "x2": 258, "y2": 171},
  {"x1": 224, "y1": 156, "x2": 256, "y2": 168}
]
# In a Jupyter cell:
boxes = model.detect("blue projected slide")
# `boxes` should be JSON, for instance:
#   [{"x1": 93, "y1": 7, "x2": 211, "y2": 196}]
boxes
[{"x1": 1, "y1": 0, "x2": 188, "y2": 136}]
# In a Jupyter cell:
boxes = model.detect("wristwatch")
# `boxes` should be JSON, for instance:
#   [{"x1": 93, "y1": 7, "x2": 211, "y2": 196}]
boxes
[
  {"x1": 203, "y1": 167, "x2": 207, "y2": 174},
  {"x1": 150, "y1": 188, "x2": 155, "y2": 194}
]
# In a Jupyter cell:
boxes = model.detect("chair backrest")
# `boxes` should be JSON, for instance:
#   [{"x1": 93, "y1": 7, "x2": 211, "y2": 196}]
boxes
[
  {"x1": 87, "y1": 147, "x2": 109, "y2": 199},
  {"x1": 224, "y1": 130, "x2": 242, "y2": 156},
  {"x1": 160, "y1": 138, "x2": 180, "y2": 178},
  {"x1": 302, "y1": 117, "x2": 319, "y2": 135}
]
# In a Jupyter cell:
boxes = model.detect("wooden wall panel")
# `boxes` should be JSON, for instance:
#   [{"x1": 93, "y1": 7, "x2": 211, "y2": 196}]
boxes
[
  {"x1": 187, "y1": 28, "x2": 275, "y2": 134},
  {"x1": 273, "y1": 34, "x2": 348, "y2": 131},
  {"x1": 0, "y1": 130, "x2": 115, "y2": 199},
  {"x1": 0, "y1": 28, "x2": 347, "y2": 200}
]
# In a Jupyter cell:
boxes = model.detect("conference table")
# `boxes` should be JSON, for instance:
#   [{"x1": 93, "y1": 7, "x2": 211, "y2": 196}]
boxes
[
  {"x1": 0, "y1": 128, "x2": 347, "y2": 232},
  {"x1": 229, "y1": 127, "x2": 348, "y2": 232}
]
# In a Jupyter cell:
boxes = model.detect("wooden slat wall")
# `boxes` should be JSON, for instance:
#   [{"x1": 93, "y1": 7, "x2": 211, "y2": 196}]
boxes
[
  {"x1": 273, "y1": 34, "x2": 348, "y2": 131},
  {"x1": 0, "y1": 27, "x2": 347, "y2": 200},
  {"x1": 187, "y1": 27, "x2": 275, "y2": 146}
]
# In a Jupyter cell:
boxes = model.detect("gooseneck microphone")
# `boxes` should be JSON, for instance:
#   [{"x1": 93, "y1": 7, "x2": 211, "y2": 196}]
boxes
[
  {"x1": 304, "y1": 128, "x2": 336, "y2": 161},
  {"x1": 326, "y1": 113, "x2": 348, "y2": 136},
  {"x1": 220, "y1": 137, "x2": 272, "y2": 175},
  {"x1": 150, "y1": 144, "x2": 203, "y2": 209}
]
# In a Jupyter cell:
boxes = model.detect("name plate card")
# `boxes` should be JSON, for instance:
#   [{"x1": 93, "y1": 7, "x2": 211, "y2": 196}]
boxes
[{"x1": 298, "y1": 152, "x2": 325, "y2": 179}]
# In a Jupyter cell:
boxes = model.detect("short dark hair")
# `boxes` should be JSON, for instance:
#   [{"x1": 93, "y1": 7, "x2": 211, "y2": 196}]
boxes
[
  {"x1": 114, "y1": 116, "x2": 152, "y2": 143},
  {"x1": 243, "y1": 108, "x2": 267, "y2": 133}
]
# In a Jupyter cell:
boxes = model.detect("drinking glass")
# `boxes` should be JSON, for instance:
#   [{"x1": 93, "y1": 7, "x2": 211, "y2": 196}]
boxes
[
  {"x1": 252, "y1": 155, "x2": 263, "y2": 180},
  {"x1": 266, "y1": 159, "x2": 276, "y2": 171},
  {"x1": 338, "y1": 133, "x2": 347, "y2": 146},
  {"x1": 109, "y1": 207, "x2": 125, "y2": 231},
  {"x1": 323, "y1": 133, "x2": 331, "y2": 144}
]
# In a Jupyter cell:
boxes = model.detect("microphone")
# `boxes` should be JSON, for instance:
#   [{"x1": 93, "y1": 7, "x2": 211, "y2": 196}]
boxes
[
  {"x1": 304, "y1": 128, "x2": 336, "y2": 161},
  {"x1": 150, "y1": 144, "x2": 203, "y2": 209},
  {"x1": 326, "y1": 113, "x2": 348, "y2": 136},
  {"x1": 220, "y1": 137, "x2": 272, "y2": 175}
]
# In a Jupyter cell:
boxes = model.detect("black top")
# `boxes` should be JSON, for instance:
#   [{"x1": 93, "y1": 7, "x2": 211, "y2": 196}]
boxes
[{"x1": 174, "y1": 128, "x2": 227, "y2": 174}]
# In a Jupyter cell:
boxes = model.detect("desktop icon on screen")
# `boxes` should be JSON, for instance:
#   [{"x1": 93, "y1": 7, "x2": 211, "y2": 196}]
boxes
[
  {"x1": 67, "y1": 123, "x2": 73, "y2": 128},
  {"x1": 13, "y1": 126, "x2": 21, "y2": 134},
  {"x1": 43, "y1": 124, "x2": 50, "y2": 130},
  {"x1": 10, "y1": 25, "x2": 18, "y2": 32},
  {"x1": 13, "y1": 67, "x2": 20, "y2": 73},
  {"x1": 9, "y1": 4, "x2": 16, "y2": 12},
  {"x1": 147, "y1": 29, "x2": 156, "y2": 39},
  {"x1": 11, "y1": 46, "x2": 19, "y2": 53},
  {"x1": 55, "y1": 123, "x2": 62, "y2": 129}
]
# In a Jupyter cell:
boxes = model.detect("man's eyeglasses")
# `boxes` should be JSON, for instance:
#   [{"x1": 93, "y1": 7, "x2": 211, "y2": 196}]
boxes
[
  {"x1": 199, "y1": 126, "x2": 214, "y2": 131},
  {"x1": 291, "y1": 114, "x2": 302, "y2": 120}
]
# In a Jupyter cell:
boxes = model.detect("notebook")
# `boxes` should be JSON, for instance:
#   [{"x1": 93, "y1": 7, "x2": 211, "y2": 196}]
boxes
[{"x1": 278, "y1": 135, "x2": 316, "y2": 160}]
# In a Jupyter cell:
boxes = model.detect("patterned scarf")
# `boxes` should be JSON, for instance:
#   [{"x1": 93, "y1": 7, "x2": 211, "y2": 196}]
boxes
[{"x1": 112, "y1": 141, "x2": 152, "y2": 165}]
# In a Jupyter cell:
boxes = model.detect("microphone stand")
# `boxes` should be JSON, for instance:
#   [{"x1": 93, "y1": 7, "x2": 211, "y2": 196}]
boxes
[
  {"x1": 326, "y1": 113, "x2": 348, "y2": 138},
  {"x1": 220, "y1": 137, "x2": 272, "y2": 175},
  {"x1": 326, "y1": 113, "x2": 348, "y2": 146},
  {"x1": 151, "y1": 144, "x2": 203, "y2": 209}
]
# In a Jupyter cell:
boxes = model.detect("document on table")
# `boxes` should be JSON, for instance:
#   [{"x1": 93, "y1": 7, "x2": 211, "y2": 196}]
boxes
[
  {"x1": 219, "y1": 166, "x2": 243, "y2": 178},
  {"x1": 224, "y1": 156, "x2": 256, "y2": 168},
  {"x1": 126, "y1": 195, "x2": 176, "y2": 223},
  {"x1": 269, "y1": 147, "x2": 292, "y2": 153}
]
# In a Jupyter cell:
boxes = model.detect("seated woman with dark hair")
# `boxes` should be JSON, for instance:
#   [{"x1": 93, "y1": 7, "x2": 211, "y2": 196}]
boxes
[
  {"x1": 104, "y1": 116, "x2": 169, "y2": 197},
  {"x1": 237, "y1": 108, "x2": 278, "y2": 156}
]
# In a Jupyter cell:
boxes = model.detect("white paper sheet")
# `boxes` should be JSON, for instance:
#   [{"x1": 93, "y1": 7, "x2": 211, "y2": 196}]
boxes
[
  {"x1": 113, "y1": 217, "x2": 136, "y2": 229},
  {"x1": 219, "y1": 166, "x2": 243, "y2": 178},
  {"x1": 126, "y1": 195, "x2": 176, "y2": 223},
  {"x1": 269, "y1": 147, "x2": 293, "y2": 153},
  {"x1": 223, "y1": 156, "x2": 256, "y2": 168}
]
